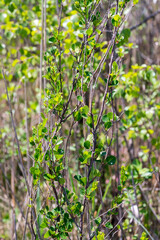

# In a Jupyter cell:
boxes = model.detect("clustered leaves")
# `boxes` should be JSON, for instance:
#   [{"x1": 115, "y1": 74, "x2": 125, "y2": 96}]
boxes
[{"x1": 0, "y1": 0, "x2": 160, "y2": 239}]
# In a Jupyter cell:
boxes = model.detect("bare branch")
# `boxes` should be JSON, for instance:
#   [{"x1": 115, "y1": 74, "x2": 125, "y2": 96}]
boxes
[{"x1": 130, "y1": 10, "x2": 160, "y2": 31}]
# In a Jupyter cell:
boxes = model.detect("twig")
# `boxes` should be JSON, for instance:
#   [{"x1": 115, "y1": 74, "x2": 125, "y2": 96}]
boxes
[
  {"x1": 130, "y1": 10, "x2": 160, "y2": 31},
  {"x1": 88, "y1": 202, "x2": 123, "y2": 228},
  {"x1": 126, "y1": 210, "x2": 154, "y2": 240},
  {"x1": 2, "y1": 69, "x2": 42, "y2": 240},
  {"x1": 0, "y1": 163, "x2": 34, "y2": 237},
  {"x1": 44, "y1": 0, "x2": 47, "y2": 90},
  {"x1": 139, "y1": 184, "x2": 160, "y2": 224},
  {"x1": 13, "y1": 209, "x2": 17, "y2": 240},
  {"x1": 22, "y1": 207, "x2": 30, "y2": 240},
  {"x1": 2, "y1": 69, "x2": 30, "y2": 196},
  {"x1": 39, "y1": 0, "x2": 44, "y2": 123},
  {"x1": 105, "y1": 211, "x2": 126, "y2": 239},
  {"x1": 24, "y1": 81, "x2": 30, "y2": 183}
]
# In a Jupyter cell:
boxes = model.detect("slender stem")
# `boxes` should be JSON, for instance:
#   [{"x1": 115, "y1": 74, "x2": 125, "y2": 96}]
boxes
[
  {"x1": 2, "y1": 69, "x2": 30, "y2": 196},
  {"x1": 24, "y1": 81, "x2": 30, "y2": 183},
  {"x1": 2, "y1": 69, "x2": 42, "y2": 240},
  {"x1": 44, "y1": 0, "x2": 47, "y2": 90},
  {"x1": 39, "y1": 0, "x2": 44, "y2": 123},
  {"x1": 0, "y1": 163, "x2": 34, "y2": 237},
  {"x1": 11, "y1": 131, "x2": 16, "y2": 240},
  {"x1": 130, "y1": 10, "x2": 160, "y2": 31}
]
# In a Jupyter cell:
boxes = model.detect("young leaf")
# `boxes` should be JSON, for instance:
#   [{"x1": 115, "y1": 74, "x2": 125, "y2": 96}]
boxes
[
  {"x1": 77, "y1": 95, "x2": 83, "y2": 102},
  {"x1": 44, "y1": 230, "x2": 50, "y2": 238},
  {"x1": 133, "y1": 0, "x2": 139, "y2": 4},
  {"x1": 105, "y1": 222, "x2": 113, "y2": 229},
  {"x1": 112, "y1": 15, "x2": 121, "y2": 27},
  {"x1": 112, "y1": 61, "x2": 118, "y2": 73}
]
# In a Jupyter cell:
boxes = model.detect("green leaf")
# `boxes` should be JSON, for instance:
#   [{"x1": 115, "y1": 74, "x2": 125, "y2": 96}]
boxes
[
  {"x1": 112, "y1": 61, "x2": 118, "y2": 73},
  {"x1": 93, "y1": 232, "x2": 105, "y2": 240},
  {"x1": 40, "y1": 220, "x2": 48, "y2": 229},
  {"x1": 86, "y1": 28, "x2": 93, "y2": 36},
  {"x1": 44, "y1": 173, "x2": 55, "y2": 180},
  {"x1": 80, "y1": 187, "x2": 85, "y2": 195},
  {"x1": 86, "y1": 116, "x2": 93, "y2": 128},
  {"x1": 106, "y1": 155, "x2": 116, "y2": 165},
  {"x1": 102, "y1": 112, "x2": 113, "y2": 123},
  {"x1": 107, "y1": 112, "x2": 114, "y2": 120},
  {"x1": 74, "y1": 175, "x2": 84, "y2": 186},
  {"x1": 12, "y1": 59, "x2": 19, "y2": 67},
  {"x1": 122, "y1": 28, "x2": 131, "y2": 39},
  {"x1": 94, "y1": 169, "x2": 101, "y2": 177},
  {"x1": 44, "y1": 230, "x2": 50, "y2": 238},
  {"x1": 77, "y1": 96, "x2": 83, "y2": 102},
  {"x1": 84, "y1": 140, "x2": 90, "y2": 149},
  {"x1": 8, "y1": 2, "x2": 16, "y2": 12},
  {"x1": 95, "y1": 217, "x2": 101, "y2": 225},
  {"x1": 41, "y1": 112, "x2": 45, "y2": 119},
  {"x1": 80, "y1": 105, "x2": 89, "y2": 118},
  {"x1": 133, "y1": 0, "x2": 139, "y2": 4},
  {"x1": 112, "y1": 15, "x2": 121, "y2": 27},
  {"x1": 102, "y1": 115, "x2": 108, "y2": 123},
  {"x1": 73, "y1": 111, "x2": 82, "y2": 121},
  {"x1": 59, "y1": 177, "x2": 65, "y2": 185},
  {"x1": 87, "y1": 181, "x2": 99, "y2": 196},
  {"x1": 105, "y1": 222, "x2": 113, "y2": 229},
  {"x1": 100, "y1": 151, "x2": 106, "y2": 157},
  {"x1": 140, "y1": 232, "x2": 148, "y2": 240},
  {"x1": 5, "y1": 0, "x2": 12, "y2": 3},
  {"x1": 108, "y1": 79, "x2": 118, "y2": 87},
  {"x1": 104, "y1": 121, "x2": 112, "y2": 129},
  {"x1": 117, "y1": 28, "x2": 131, "y2": 47},
  {"x1": 49, "y1": 37, "x2": 56, "y2": 43},
  {"x1": 81, "y1": 177, "x2": 87, "y2": 186}
]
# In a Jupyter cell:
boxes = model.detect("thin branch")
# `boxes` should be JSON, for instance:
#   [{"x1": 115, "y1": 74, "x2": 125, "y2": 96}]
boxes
[
  {"x1": 44, "y1": 0, "x2": 47, "y2": 90},
  {"x1": 139, "y1": 184, "x2": 160, "y2": 224},
  {"x1": 24, "y1": 81, "x2": 30, "y2": 182},
  {"x1": 126, "y1": 210, "x2": 154, "y2": 240},
  {"x1": 13, "y1": 209, "x2": 17, "y2": 240},
  {"x1": 2, "y1": 69, "x2": 42, "y2": 240},
  {"x1": 22, "y1": 207, "x2": 30, "y2": 240},
  {"x1": 0, "y1": 163, "x2": 34, "y2": 238},
  {"x1": 104, "y1": 211, "x2": 126, "y2": 239},
  {"x1": 130, "y1": 10, "x2": 160, "y2": 31},
  {"x1": 39, "y1": 0, "x2": 44, "y2": 123},
  {"x1": 2, "y1": 69, "x2": 30, "y2": 196}
]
